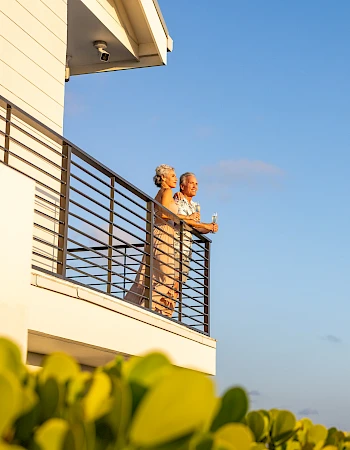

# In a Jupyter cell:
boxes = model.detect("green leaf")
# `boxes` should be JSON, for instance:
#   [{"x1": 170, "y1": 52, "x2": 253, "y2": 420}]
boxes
[
  {"x1": 40, "y1": 353, "x2": 79, "y2": 384},
  {"x1": 130, "y1": 368, "x2": 217, "y2": 447},
  {"x1": 67, "y1": 372, "x2": 91, "y2": 405},
  {"x1": 146, "y1": 434, "x2": 194, "y2": 450},
  {"x1": 14, "y1": 402, "x2": 40, "y2": 443},
  {"x1": 20, "y1": 386, "x2": 38, "y2": 416},
  {"x1": 0, "y1": 338, "x2": 25, "y2": 379},
  {"x1": 0, "y1": 371, "x2": 21, "y2": 437},
  {"x1": 106, "y1": 377, "x2": 132, "y2": 448},
  {"x1": 37, "y1": 378, "x2": 60, "y2": 421},
  {"x1": 210, "y1": 388, "x2": 248, "y2": 432},
  {"x1": 69, "y1": 422, "x2": 88, "y2": 450},
  {"x1": 251, "y1": 444, "x2": 269, "y2": 450},
  {"x1": 13, "y1": 387, "x2": 39, "y2": 443},
  {"x1": 82, "y1": 372, "x2": 112, "y2": 422},
  {"x1": 214, "y1": 424, "x2": 253, "y2": 450},
  {"x1": 271, "y1": 410, "x2": 296, "y2": 441},
  {"x1": 190, "y1": 433, "x2": 214, "y2": 450},
  {"x1": 0, "y1": 443, "x2": 26, "y2": 450},
  {"x1": 129, "y1": 381, "x2": 149, "y2": 416},
  {"x1": 286, "y1": 441, "x2": 301, "y2": 450},
  {"x1": 274, "y1": 429, "x2": 297, "y2": 446},
  {"x1": 126, "y1": 353, "x2": 171, "y2": 387},
  {"x1": 308, "y1": 425, "x2": 328, "y2": 445},
  {"x1": 296, "y1": 418, "x2": 313, "y2": 444},
  {"x1": 33, "y1": 418, "x2": 69, "y2": 450},
  {"x1": 246, "y1": 411, "x2": 267, "y2": 442},
  {"x1": 322, "y1": 446, "x2": 338, "y2": 450},
  {"x1": 100, "y1": 356, "x2": 124, "y2": 379}
]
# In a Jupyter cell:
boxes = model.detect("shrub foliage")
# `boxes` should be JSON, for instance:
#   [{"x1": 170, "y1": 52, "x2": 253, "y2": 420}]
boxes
[{"x1": 0, "y1": 337, "x2": 348, "y2": 450}]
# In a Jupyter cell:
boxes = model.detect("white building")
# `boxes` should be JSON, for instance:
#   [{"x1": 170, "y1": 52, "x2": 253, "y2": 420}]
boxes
[{"x1": 0, "y1": 0, "x2": 216, "y2": 375}]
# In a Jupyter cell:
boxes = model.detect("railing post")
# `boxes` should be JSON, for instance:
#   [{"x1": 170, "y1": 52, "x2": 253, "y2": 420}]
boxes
[
  {"x1": 204, "y1": 240, "x2": 210, "y2": 335},
  {"x1": 57, "y1": 143, "x2": 71, "y2": 277},
  {"x1": 107, "y1": 176, "x2": 115, "y2": 294},
  {"x1": 123, "y1": 250, "x2": 127, "y2": 298},
  {"x1": 178, "y1": 220, "x2": 184, "y2": 322},
  {"x1": 144, "y1": 201, "x2": 154, "y2": 310},
  {"x1": 4, "y1": 104, "x2": 11, "y2": 165}
]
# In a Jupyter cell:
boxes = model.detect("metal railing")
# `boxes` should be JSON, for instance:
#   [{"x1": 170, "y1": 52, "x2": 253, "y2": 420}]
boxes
[{"x1": 0, "y1": 95, "x2": 211, "y2": 334}]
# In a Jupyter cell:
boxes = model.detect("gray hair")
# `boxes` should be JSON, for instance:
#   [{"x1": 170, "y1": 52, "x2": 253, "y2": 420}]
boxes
[
  {"x1": 153, "y1": 164, "x2": 174, "y2": 187},
  {"x1": 179, "y1": 172, "x2": 196, "y2": 187}
]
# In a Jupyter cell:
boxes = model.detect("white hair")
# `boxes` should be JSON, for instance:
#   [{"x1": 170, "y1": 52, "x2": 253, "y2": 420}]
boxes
[
  {"x1": 153, "y1": 164, "x2": 174, "y2": 187},
  {"x1": 180, "y1": 172, "x2": 196, "y2": 187}
]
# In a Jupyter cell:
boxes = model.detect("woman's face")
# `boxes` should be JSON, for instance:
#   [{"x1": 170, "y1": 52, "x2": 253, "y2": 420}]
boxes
[{"x1": 163, "y1": 169, "x2": 177, "y2": 189}]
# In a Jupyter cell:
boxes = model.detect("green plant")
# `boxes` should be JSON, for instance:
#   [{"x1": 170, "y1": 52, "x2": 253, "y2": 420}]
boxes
[{"x1": 0, "y1": 337, "x2": 348, "y2": 450}]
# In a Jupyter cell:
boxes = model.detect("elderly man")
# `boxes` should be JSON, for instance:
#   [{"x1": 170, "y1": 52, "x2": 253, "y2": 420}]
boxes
[{"x1": 174, "y1": 172, "x2": 218, "y2": 281}]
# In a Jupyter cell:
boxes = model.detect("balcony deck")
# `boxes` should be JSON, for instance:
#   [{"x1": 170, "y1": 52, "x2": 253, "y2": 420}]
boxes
[{"x1": 0, "y1": 94, "x2": 211, "y2": 337}]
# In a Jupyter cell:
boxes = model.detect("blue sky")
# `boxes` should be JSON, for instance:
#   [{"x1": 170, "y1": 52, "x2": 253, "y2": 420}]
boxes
[{"x1": 64, "y1": 0, "x2": 350, "y2": 429}]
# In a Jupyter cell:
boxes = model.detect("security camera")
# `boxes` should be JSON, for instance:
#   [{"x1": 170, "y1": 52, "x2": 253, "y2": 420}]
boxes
[
  {"x1": 93, "y1": 40, "x2": 110, "y2": 62},
  {"x1": 65, "y1": 55, "x2": 72, "y2": 82},
  {"x1": 65, "y1": 66, "x2": 70, "y2": 82}
]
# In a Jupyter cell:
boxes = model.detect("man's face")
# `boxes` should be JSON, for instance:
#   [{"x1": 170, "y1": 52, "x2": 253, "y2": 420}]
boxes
[{"x1": 181, "y1": 175, "x2": 198, "y2": 198}]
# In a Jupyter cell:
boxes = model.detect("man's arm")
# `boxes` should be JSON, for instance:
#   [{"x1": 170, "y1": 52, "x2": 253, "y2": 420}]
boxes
[
  {"x1": 192, "y1": 222, "x2": 219, "y2": 234},
  {"x1": 176, "y1": 202, "x2": 218, "y2": 233},
  {"x1": 177, "y1": 214, "x2": 200, "y2": 224},
  {"x1": 180, "y1": 220, "x2": 218, "y2": 234},
  {"x1": 176, "y1": 200, "x2": 200, "y2": 223}
]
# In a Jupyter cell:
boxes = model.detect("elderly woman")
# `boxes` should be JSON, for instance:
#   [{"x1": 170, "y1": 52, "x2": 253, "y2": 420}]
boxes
[{"x1": 125, "y1": 164, "x2": 184, "y2": 317}]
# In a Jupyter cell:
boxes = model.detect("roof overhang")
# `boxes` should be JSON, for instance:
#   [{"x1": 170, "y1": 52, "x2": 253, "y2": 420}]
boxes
[{"x1": 67, "y1": 0, "x2": 173, "y2": 76}]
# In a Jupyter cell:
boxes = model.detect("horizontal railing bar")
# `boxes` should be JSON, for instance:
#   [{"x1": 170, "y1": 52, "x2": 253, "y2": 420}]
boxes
[
  {"x1": 69, "y1": 178, "x2": 150, "y2": 234},
  {"x1": 66, "y1": 235, "x2": 144, "y2": 283},
  {"x1": 34, "y1": 222, "x2": 64, "y2": 238},
  {"x1": 65, "y1": 264, "x2": 143, "y2": 296},
  {"x1": 1, "y1": 129, "x2": 65, "y2": 170},
  {"x1": 71, "y1": 159, "x2": 148, "y2": 213},
  {"x1": 69, "y1": 194, "x2": 149, "y2": 242},
  {"x1": 33, "y1": 236, "x2": 63, "y2": 251},
  {"x1": 66, "y1": 264, "x2": 126, "y2": 292},
  {"x1": 152, "y1": 222, "x2": 206, "y2": 263},
  {"x1": 32, "y1": 251, "x2": 63, "y2": 264},
  {"x1": 0, "y1": 95, "x2": 64, "y2": 146},
  {"x1": 70, "y1": 147, "x2": 150, "y2": 203},
  {"x1": 71, "y1": 160, "x2": 210, "y2": 246},
  {"x1": 34, "y1": 208, "x2": 63, "y2": 224},
  {"x1": 67, "y1": 244, "x2": 144, "y2": 263},
  {"x1": 66, "y1": 242, "x2": 205, "y2": 287},
  {"x1": 6, "y1": 150, "x2": 64, "y2": 185},
  {"x1": 0, "y1": 159, "x2": 63, "y2": 198},
  {"x1": 6, "y1": 118, "x2": 65, "y2": 157},
  {"x1": 67, "y1": 212, "x2": 148, "y2": 263},
  {"x1": 71, "y1": 243, "x2": 144, "y2": 251},
  {"x1": 35, "y1": 194, "x2": 65, "y2": 211}
]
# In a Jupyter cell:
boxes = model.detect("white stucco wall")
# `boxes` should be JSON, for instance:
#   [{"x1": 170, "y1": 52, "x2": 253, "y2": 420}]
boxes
[{"x1": 0, "y1": 164, "x2": 35, "y2": 357}]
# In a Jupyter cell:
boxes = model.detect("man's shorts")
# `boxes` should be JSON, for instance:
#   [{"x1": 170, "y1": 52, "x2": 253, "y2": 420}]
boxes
[{"x1": 174, "y1": 249, "x2": 192, "y2": 284}]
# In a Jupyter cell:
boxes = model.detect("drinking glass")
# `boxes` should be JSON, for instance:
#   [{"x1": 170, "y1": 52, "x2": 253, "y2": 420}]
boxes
[
  {"x1": 212, "y1": 212, "x2": 218, "y2": 224},
  {"x1": 195, "y1": 203, "x2": 201, "y2": 221}
]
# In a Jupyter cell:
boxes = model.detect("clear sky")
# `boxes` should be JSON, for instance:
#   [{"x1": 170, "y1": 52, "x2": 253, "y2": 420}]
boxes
[{"x1": 64, "y1": 0, "x2": 350, "y2": 430}]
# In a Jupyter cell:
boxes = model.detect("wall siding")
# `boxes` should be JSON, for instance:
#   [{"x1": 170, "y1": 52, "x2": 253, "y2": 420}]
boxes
[
  {"x1": 0, "y1": 0, "x2": 68, "y2": 272},
  {"x1": 0, "y1": 0, "x2": 67, "y2": 131}
]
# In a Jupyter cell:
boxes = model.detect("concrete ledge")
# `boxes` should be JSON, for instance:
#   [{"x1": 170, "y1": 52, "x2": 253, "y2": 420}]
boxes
[
  {"x1": 29, "y1": 270, "x2": 216, "y2": 374},
  {"x1": 31, "y1": 270, "x2": 216, "y2": 348}
]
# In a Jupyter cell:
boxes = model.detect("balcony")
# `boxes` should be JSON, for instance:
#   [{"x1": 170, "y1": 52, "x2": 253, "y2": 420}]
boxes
[{"x1": 0, "y1": 95, "x2": 215, "y2": 374}]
